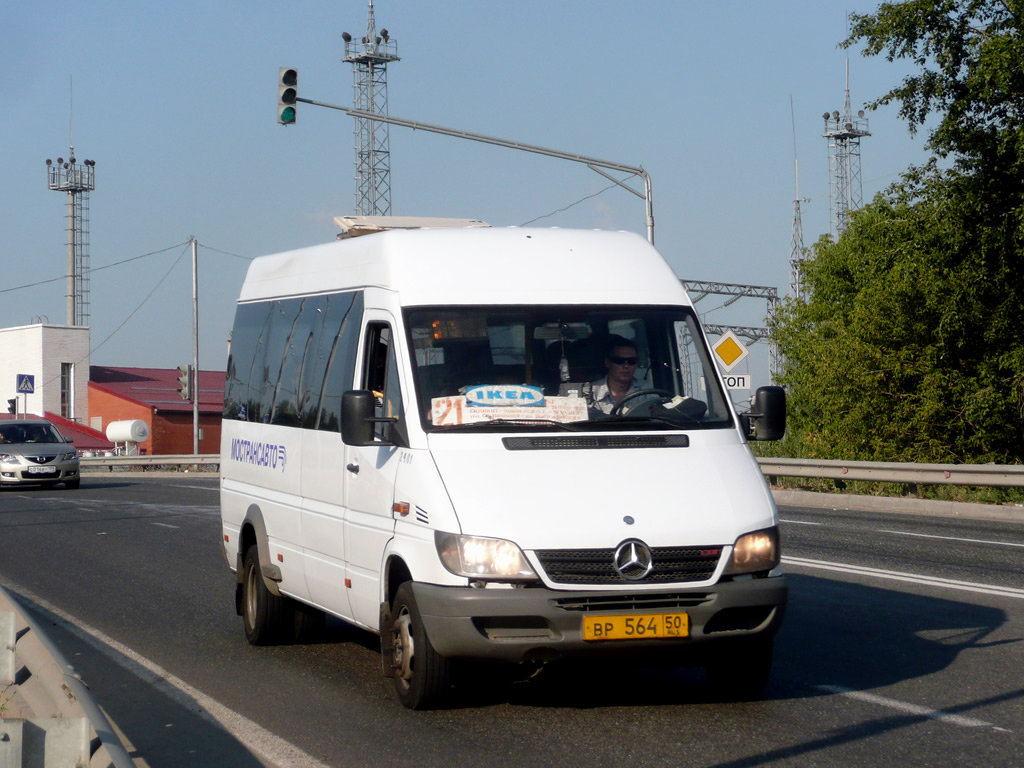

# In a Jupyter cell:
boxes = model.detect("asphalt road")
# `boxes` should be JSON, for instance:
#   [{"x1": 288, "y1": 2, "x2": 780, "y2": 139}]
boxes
[{"x1": 0, "y1": 475, "x2": 1021, "y2": 767}]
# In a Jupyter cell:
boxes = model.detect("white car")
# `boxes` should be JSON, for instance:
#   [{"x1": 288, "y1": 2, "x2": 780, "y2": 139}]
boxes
[{"x1": 0, "y1": 419, "x2": 81, "y2": 489}]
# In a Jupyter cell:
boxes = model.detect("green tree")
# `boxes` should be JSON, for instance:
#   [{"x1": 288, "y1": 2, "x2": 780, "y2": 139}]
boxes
[{"x1": 773, "y1": 0, "x2": 1024, "y2": 464}]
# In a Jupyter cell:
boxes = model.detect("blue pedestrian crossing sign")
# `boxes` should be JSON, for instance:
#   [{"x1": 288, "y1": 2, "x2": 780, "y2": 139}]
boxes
[{"x1": 16, "y1": 374, "x2": 34, "y2": 394}]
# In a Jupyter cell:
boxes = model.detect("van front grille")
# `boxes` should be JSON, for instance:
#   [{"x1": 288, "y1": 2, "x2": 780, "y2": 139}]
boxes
[{"x1": 535, "y1": 546, "x2": 722, "y2": 585}]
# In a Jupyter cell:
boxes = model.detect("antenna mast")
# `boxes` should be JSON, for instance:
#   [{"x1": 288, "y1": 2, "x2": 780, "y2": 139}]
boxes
[
  {"x1": 823, "y1": 60, "x2": 870, "y2": 237},
  {"x1": 790, "y1": 97, "x2": 809, "y2": 300},
  {"x1": 46, "y1": 78, "x2": 96, "y2": 327},
  {"x1": 342, "y1": 0, "x2": 400, "y2": 215}
]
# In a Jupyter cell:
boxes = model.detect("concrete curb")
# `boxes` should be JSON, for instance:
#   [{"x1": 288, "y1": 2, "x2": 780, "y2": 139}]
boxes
[
  {"x1": 772, "y1": 488, "x2": 1024, "y2": 524},
  {"x1": 0, "y1": 586, "x2": 134, "y2": 768}
]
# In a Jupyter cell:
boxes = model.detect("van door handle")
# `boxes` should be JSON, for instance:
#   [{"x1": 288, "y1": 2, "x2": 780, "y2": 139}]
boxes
[{"x1": 346, "y1": 463, "x2": 359, "y2": 474}]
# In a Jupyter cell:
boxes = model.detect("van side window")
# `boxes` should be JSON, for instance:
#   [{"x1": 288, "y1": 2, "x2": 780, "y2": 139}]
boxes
[
  {"x1": 223, "y1": 291, "x2": 363, "y2": 427},
  {"x1": 363, "y1": 324, "x2": 406, "y2": 442},
  {"x1": 270, "y1": 296, "x2": 321, "y2": 427},
  {"x1": 312, "y1": 292, "x2": 363, "y2": 431}
]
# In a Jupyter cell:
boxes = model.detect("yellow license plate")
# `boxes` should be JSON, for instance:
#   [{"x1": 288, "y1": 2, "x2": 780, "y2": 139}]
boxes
[{"x1": 582, "y1": 612, "x2": 689, "y2": 641}]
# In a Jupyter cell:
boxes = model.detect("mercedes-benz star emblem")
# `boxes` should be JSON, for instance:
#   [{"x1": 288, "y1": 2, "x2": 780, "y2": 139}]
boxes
[{"x1": 613, "y1": 539, "x2": 654, "y2": 581}]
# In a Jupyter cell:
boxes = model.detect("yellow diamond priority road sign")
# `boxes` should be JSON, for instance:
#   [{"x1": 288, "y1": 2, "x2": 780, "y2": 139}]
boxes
[{"x1": 712, "y1": 331, "x2": 749, "y2": 372}]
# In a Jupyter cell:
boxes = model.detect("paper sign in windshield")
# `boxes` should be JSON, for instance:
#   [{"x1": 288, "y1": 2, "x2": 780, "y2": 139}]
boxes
[
  {"x1": 432, "y1": 396, "x2": 588, "y2": 426},
  {"x1": 465, "y1": 384, "x2": 545, "y2": 407}
]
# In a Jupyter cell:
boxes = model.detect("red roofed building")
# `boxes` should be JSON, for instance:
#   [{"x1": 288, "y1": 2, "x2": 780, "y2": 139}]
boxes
[{"x1": 88, "y1": 366, "x2": 224, "y2": 455}]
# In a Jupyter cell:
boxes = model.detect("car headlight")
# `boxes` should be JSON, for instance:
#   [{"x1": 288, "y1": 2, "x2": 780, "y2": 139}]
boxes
[
  {"x1": 0, "y1": 453, "x2": 16, "y2": 462},
  {"x1": 723, "y1": 526, "x2": 780, "y2": 575},
  {"x1": 61, "y1": 451, "x2": 78, "y2": 461},
  {"x1": 435, "y1": 532, "x2": 538, "y2": 582}
]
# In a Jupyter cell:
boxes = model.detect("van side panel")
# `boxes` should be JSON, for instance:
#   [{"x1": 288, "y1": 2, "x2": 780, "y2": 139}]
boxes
[
  {"x1": 299, "y1": 428, "x2": 351, "y2": 618},
  {"x1": 222, "y1": 423, "x2": 307, "y2": 599}
]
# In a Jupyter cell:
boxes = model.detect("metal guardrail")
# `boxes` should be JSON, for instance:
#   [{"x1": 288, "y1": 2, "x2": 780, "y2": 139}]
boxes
[
  {"x1": 81, "y1": 454, "x2": 1024, "y2": 489},
  {"x1": 1, "y1": 585, "x2": 134, "y2": 768},
  {"x1": 81, "y1": 454, "x2": 219, "y2": 470},
  {"x1": 757, "y1": 457, "x2": 1024, "y2": 489}
]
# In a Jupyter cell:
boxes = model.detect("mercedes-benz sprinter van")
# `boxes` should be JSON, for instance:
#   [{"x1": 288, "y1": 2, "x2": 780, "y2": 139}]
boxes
[{"x1": 220, "y1": 223, "x2": 787, "y2": 709}]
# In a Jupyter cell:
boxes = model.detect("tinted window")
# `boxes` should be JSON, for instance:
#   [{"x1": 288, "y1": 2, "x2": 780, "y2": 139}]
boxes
[
  {"x1": 224, "y1": 291, "x2": 363, "y2": 429},
  {"x1": 315, "y1": 292, "x2": 363, "y2": 431}
]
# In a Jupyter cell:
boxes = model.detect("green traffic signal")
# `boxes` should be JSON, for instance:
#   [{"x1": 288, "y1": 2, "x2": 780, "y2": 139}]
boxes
[{"x1": 278, "y1": 67, "x2": 298, "y2": 125}]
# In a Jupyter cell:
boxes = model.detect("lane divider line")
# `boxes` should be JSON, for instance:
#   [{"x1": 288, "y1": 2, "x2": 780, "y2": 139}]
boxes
[
  {"x1": 779, "y1": 519, "x2": 824, "y2": 526},
  {"x1": 814, "y1": 684, "x2": 1009, "y2": 731},
  {"x1": 782, "y1": 556, "x2": 1024, "y2": 600},
  {"x1": 876, "y1": 529, "x2": 1024, "y2": 549}
]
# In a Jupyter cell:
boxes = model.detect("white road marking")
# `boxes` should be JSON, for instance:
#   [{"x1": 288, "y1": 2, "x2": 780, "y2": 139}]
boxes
[
  {"x1": 779, "y1": 519, "x2": 823, "y2": 526},
  {"x1": 0, "y1": 582, "x2": 332, "y2": 768},
  {"x1": 814, "y1": 684, "x2": 1009, "y2": 731},
  {"x1": 783, "y1": 556, "x2": 1024, "y2": 600},
  {"x1": 878, "y1": 529, "x2": 1024, "y2": 549},
  {"x1": 151, "y1": 522, "x2": 179, "y2": 529}
]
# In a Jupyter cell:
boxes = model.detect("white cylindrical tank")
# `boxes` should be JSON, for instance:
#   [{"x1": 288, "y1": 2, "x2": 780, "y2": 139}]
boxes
[{"x1": 105, "y1": 419, "x2": 150, "y2": 443}]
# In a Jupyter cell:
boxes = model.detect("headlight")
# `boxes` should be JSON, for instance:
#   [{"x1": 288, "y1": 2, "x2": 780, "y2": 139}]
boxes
[
  {"x1": 0, "y1": 453, "x2": 16, "y2": 462},
  {"x1": 723, "y1": 526, "x2": 780, "y2": 575},
  {"x1": 435, "y1": 532, "x2": 537, "y2": 582},
  {"x1": 61, "y1": 451, "x2": 78, "y2": 461}
]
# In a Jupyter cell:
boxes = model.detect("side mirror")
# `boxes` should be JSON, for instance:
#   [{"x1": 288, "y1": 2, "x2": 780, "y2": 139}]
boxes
[
  {"x1": 742, "y1": 386, "x2": 786, "y2": 441},
  {"x1": 341, "y1": 390, "x2": 396, "y2": 446}
]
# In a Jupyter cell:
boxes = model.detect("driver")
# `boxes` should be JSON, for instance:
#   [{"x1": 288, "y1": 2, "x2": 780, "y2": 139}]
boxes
[{"x1": 590, "y1": 336, "x2": 645, "y2": 414}]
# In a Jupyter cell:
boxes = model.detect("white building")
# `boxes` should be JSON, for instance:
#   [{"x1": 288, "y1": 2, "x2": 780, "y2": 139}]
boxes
[{"x1": 0, "y1": 324, "x2": 90, "y2": 422}]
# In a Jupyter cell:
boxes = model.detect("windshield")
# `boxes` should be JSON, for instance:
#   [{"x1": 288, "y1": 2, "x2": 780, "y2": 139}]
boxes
[
  {"x1": 0, "y1": 423, "x2": 63, "y2": 444},
  {"x1": 405, "y1": 306, "x2": 733, "y2": 432}
]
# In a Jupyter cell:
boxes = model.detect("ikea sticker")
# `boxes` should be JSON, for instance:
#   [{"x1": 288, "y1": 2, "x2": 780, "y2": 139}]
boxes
[{"x1": 465, "y1": 384, "x2": 545, "y2": 407}]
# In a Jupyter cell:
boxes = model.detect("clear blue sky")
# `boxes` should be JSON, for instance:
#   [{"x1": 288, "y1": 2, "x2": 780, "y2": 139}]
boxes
[{"x1": 3, "y1": 1, "x2": 929, "y2": 389}]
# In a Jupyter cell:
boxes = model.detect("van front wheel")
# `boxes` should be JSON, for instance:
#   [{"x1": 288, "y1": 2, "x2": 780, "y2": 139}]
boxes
[{"x1": 389, "y1": 582, "x2": 452, "y2": 709}]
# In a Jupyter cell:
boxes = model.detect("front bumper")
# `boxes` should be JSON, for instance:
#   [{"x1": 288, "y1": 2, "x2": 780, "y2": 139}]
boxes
[
  {"x1": 410, "y1": 575, "x2": 787, "y2": 663},
  {"x1": 0, "y1": 461, "x2": 80, "y2": 485}
]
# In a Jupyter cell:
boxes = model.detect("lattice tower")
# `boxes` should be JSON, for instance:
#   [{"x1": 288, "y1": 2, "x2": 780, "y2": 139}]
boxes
[
  {"x1": 823, "y1": 61, "x2": 870, "y2": 237},
  {"x1": 790, "y1": 157, "x2": 809, "y2": 301},
  {"x1": 342, "y1": 1, "x2": 400, "y2": 215}
]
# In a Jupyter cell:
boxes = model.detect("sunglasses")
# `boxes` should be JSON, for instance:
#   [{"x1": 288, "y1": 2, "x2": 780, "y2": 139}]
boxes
[{"x1": 608, "y1": 355, "x2": 638, "y2": 365}]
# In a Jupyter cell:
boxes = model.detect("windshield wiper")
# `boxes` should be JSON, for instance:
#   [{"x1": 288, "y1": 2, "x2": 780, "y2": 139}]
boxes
[
  {"x1": 588, "y1": 414, "x2": 692, "y2": 430},
  {"x1": 432, "y1": 418, "x2": 581, "y2": 432}
]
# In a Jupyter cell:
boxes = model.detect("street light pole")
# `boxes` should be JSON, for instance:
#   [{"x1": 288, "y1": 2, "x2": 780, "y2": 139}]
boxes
[{"x1": 295, "y1": 98, "x2": 655, "y2": 244}]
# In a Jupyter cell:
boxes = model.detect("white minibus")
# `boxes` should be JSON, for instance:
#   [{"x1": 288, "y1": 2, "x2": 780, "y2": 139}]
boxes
[{"x1": 220, "y1": 223, "x2": 787, "y2": 709}]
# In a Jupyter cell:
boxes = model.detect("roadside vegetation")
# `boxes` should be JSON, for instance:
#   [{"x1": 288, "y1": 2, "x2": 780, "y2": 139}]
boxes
[{"x1": 763, "y1": 0, "x2": 1024, "y2": 503}]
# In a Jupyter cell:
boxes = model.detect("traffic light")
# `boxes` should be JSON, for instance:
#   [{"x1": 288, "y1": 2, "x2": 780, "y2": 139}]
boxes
[
  {"x1": 6, "y1": 398, "x2": 15, "y2": 415},
  {"x1": 278, "y1": 67, "x2": 297, "y2": 125},
  {"x1": 177, "y1": 365, "x2": 192, "y2": 401}
]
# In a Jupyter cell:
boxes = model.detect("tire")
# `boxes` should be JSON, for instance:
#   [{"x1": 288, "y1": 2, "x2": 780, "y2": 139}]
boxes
[
  {"x1": 388, "y1": 582, "x2": 453, "y2": 709},
  {"x1": 703, "y1": 637, "x2": 774, "y2": 701},
  {"x1": 63, "y1": 478, "x2": 81, "y2": 490},
  {"x1": 241, "y1": 544, "x2": 289, "y2": 645}
]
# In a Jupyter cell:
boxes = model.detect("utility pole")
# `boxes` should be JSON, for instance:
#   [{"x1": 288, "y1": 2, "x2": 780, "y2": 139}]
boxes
[{"x1": 191, "y1": 237, "x2": 200, "y2": 454}]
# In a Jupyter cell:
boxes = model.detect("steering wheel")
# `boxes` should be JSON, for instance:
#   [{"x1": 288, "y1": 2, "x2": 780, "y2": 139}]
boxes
[{"x1": 610, "y1": 388, "x2": 675, "y2": 416}]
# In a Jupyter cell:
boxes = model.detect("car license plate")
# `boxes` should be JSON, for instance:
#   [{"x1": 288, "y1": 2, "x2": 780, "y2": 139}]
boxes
[
  {"x1": 583, "y1": 612, "x2": 689, "y2": 641},
  {"x1": 27, "y1": 466, "x2": 56, "y2": 474}
]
